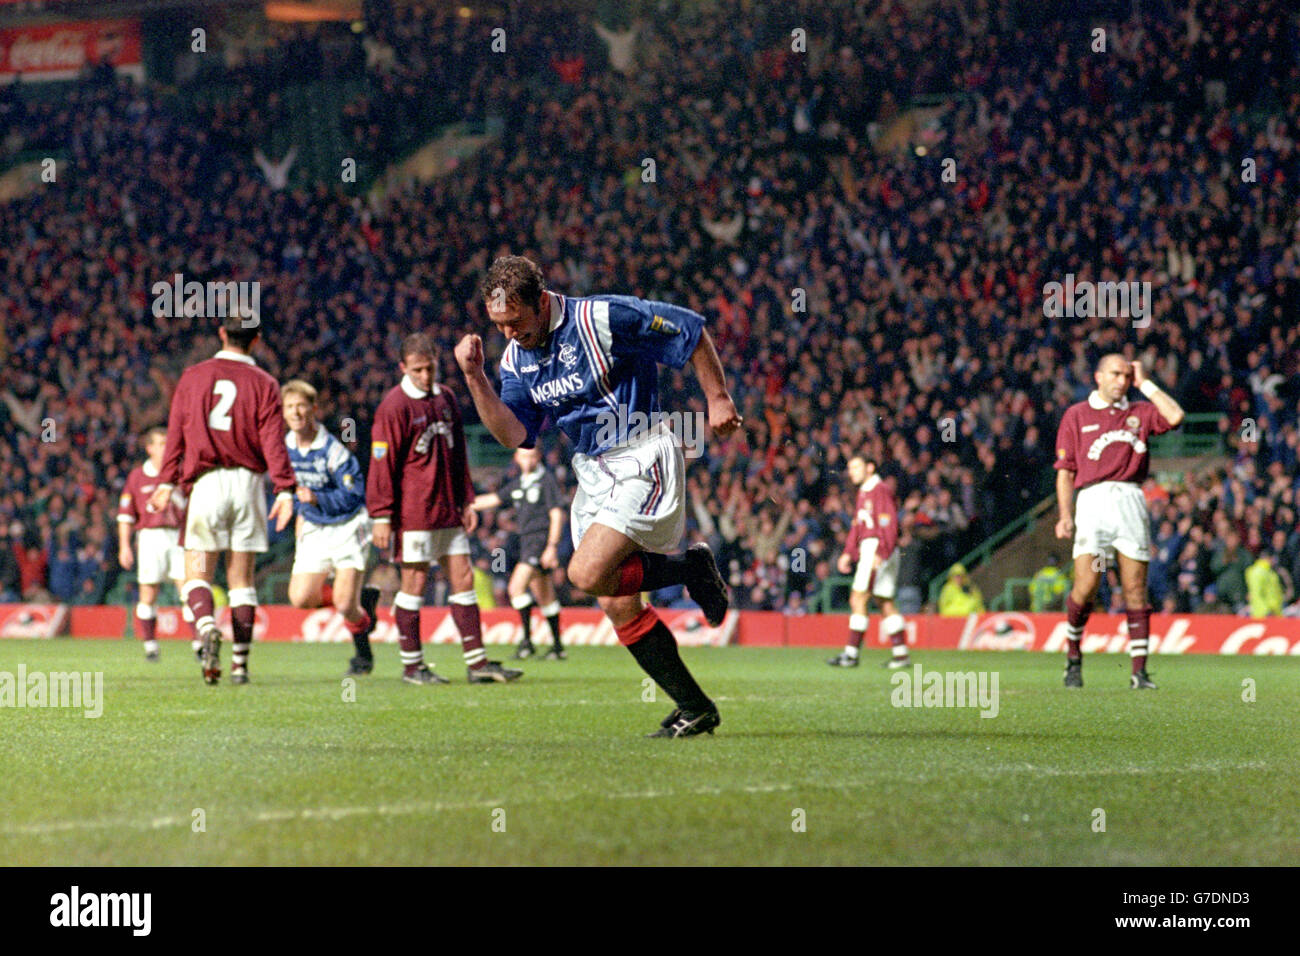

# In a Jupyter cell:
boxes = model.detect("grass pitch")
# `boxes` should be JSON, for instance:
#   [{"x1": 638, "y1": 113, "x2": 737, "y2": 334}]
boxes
[{"x1": 1, "y1": 639, "x2": 1296, "y2": 865}]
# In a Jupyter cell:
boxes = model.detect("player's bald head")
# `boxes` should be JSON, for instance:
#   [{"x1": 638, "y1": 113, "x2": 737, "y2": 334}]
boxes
[{"x1": 1096, "y1": 353, "x2": 1129, "y2": 375}]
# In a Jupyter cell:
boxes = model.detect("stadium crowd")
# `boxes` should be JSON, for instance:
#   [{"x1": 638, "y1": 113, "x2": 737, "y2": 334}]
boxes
[{"x1": 1, "y1": 0, "x2": 1298, "y2": 617}]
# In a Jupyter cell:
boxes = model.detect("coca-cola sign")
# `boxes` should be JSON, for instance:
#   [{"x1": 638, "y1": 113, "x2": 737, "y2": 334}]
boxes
[{"x1": 0, "y1": 20, "x2": 142, "y2": 82}]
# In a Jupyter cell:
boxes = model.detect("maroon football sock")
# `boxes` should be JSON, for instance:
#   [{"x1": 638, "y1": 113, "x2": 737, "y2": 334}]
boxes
[
  {"x1": 1126, "y1": 606, "x2": 1151, "y2": 673},
  {"x1": 231, "y1": 604, "x2": 255, "y2": 667},
  {"x1": 136, "y1": 611, "x2": 156, "y2": 642},
  {"x1": 185, "y1": 583, "x2": 215, "y2": 630},
  {"x1": 395, "y1": 605, "x2": 422, "y2": 673},
  {"x1": 451, "y1": 600, "x2": 486, "y2": 669},
  {"x1": 1065, "y1": 595, "x2": 1091, "y2": 660}
]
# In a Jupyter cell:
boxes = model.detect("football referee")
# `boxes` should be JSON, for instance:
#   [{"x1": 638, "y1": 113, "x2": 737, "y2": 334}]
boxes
[{"x1": 473, "y1": 446, "x2": 568, "y2": 659}]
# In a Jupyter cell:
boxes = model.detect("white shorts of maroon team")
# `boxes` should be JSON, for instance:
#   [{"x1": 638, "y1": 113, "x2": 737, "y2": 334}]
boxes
[
  {"x1": 851, "y1": 537, "x2": 899, "y2": 599},
  {"x1": 1073, "y1": 480, "x2": 1152, "y2": 563},
  {"x1": 185, "y1": 467, "x2": 269, "y2": 553},
  {"x1": 398, "y1": 527, "x2": 470, "y2": 565},
  {"x1": 136, "y1": 527, "x2": 183, "y2": 585},
  {"x1": 293, "y1": 510, "x2": 371, "y2": 575},
  {"x1": 569, "y1": 420, "x2": 685, "y2": 554}
]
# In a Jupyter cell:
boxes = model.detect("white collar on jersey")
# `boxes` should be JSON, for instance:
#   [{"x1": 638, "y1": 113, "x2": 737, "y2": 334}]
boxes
[
  {"x1": 143, "y1": 459, "x2": 160, "y2": 478},
  {"x1": 214, "y1": 349, "x2": 256, "y2": 365},
  {"x1": 286, "y1": 423, "x2": 327, "y2": 452},
  {"x1": 546, "y1": 291, "x2": 567, "y2": 332},
  {"x1": 859, "y1": 473, "x2": 881, "y2": 492},
  {"x1": 400, "y1": 375, "x2": 440, "y2": 399},
  {"x1": 1088, "y1": 390, "x2": 1129, "y2": 411},
  {"x1": 520, "y1": 467, "x2": 543, "y2": 487}
]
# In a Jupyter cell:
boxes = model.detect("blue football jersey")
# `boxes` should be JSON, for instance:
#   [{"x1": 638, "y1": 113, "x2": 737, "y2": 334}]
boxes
[
  {"x1": 497, "y1": 292, "x2": 704, "y2": 457},
  {"x1": 286, "y1": 425, "x2": 366, "y2": 525}
]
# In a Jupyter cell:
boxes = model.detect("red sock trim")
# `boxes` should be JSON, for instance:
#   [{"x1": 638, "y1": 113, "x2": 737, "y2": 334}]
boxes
[
  {"x1": 615, "y1": 606, "x2": 659, "y2": 646},
  {"x1": 614, "y1": 554, "x2": 645, "y2": 596},
  {"x1": 345, "y1": 611, "x2": 371, "y2": 635}
]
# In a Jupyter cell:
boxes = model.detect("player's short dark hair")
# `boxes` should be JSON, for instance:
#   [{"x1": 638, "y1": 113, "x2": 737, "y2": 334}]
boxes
[
  {"x1": 479, "y1": 255, "x2": 546, "y2": 312},
  {"x1": 220, "y1": 315, "x2": 259, "y2": 349},
  {"x1": 400, "y1": 332, "x2": 438, "y2": 363}
]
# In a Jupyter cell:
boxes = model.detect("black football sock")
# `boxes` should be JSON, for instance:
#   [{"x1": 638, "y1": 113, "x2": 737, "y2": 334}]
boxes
[
  {"x1": 626, "y1": 621, "x2": 712, "y2": 713},
  {"x1": 518, "y1": 606, "x2": 533, "y2": 645},
  {"x1": 637, "y1": 552, "x2": 691, "y2": 591},
  {"x1": 547, "y1": 613, "x2": 563, "y2": 648}
]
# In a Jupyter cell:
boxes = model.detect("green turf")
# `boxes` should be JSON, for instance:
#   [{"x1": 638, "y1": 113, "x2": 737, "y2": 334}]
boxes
[{"x1": 0, "y1": 639, "x2": 1296, "y2": 865}]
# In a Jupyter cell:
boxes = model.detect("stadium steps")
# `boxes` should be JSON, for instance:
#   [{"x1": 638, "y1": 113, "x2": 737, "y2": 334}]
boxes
[
  {"x1": 935, "y1": 445, "x2": 1231, "y2": 612},
  {"x1": 367, "y1": 117, "x2": 504, "y2": 200}
]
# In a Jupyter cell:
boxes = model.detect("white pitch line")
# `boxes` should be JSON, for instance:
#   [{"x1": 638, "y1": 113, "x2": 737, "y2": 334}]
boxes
[{"x1": 0, "y1": 762, "x2": 1271, "y2": 838}]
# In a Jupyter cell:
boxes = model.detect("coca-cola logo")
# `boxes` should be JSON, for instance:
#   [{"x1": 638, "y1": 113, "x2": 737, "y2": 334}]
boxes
[
  {"x1": 966, "y1": 612, "x2": 1035, "y2": 651},
  {"x1": 6, "y1": 31, "x2": 90, "y2": 72}
]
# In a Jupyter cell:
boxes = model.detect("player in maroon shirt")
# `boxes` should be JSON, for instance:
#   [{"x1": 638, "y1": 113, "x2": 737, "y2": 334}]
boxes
[
  {"x1": 827, "y1": 456, "x2": 910, "y2": 669},
  {"x1": 1054, "y1": 354, "x2": 1184, "y2": 690},
  {"x1": 149, "y1": 317, "x2": 297, "y2": 686},
  {"x1": 117, "y1": 425, "x2": 200, "y2": 662},
  {"x1": 367, "y1": 332, "x2": 521, "y2": 685}
]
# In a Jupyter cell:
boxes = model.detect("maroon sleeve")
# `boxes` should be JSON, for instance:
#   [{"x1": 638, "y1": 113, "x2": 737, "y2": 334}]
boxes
[
  {"x1": 876, "y1": 485, "x2": 899, "y2": 560},
  {"x1": 1143, "y1": 399, "x2": 1175, "y2": 437},
  {"x1": 843, "y1": 489, "x2": 863, "y2": 563},
  {"x1": 117, "y1": 470, "x2": 139, "y2": 524},
  {"x1": 259, "y1": 376, "x2": 296, "y2": 494},
  {"x1": 159, "y1": 374, "x2": 188, "y2": 486},
  {"x1": 1054, "y1": 406, "x2": 1078, "y2": 471},
  {"x1": 366, "y1": 397, "x2": 400, "y2": 522}
]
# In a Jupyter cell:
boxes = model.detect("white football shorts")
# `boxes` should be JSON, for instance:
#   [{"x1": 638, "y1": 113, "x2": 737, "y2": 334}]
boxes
[
  {"x1": 293, "y1": 509, "x2": 372, "y2": 575},
  {"x1": 1073, "y1": 480, "x2": 1151, "y2": 563},
  {"x1": 184, "y1": 467, "x2": 269, "y2": 553},
  {"x1": 851, "y1": 537, "x2": 900, "y2": 599},
  {"x1": 570, "y1": 420, "x2": 685, "y2": 554},
  {"x1": 398, "y1": 527, "x2": 471, "y2": 565},
  {"x1": 136, "y1": 526, "x2": 183, "y2": 585}
]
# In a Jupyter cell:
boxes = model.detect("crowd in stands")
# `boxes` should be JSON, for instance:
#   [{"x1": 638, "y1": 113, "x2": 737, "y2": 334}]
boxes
[{"x1": 2, "y1": 0, "x2": 1299, "y2": 618}]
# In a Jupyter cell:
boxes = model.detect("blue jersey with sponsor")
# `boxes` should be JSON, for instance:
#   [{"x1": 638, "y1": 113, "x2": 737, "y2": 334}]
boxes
[
  {"x1": 286, "y1": 425, "x2": 365, "y2": 525},
  {"x1": 497, "y1": 292, "x2": 704, "y2": 457}
]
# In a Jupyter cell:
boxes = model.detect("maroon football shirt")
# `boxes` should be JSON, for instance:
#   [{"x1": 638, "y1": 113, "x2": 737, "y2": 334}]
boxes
[
  {"x1": 1054, "y1": 392, "x2": 1174, "y2": 489},
  {"x1": 158, "y1": 350, "x2": 296, "y2": 493},
  {"x1": 367, "y1": 377, "x2": 475, "y2": 532},
  {"x1": 843, "y1": 475, "x2": 900, "y2": 562},
  {"x1": 118, "y1": 461, "x2": 185, "y2": 530}
]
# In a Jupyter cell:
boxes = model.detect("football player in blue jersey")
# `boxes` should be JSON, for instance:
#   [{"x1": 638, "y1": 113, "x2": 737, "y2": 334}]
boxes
[
  {"x1": 282, "y1": 380, "x2": 380, "y2": 676},
  {"x1": 455, "y1": 254, "x2": 743, "y2": 738}
]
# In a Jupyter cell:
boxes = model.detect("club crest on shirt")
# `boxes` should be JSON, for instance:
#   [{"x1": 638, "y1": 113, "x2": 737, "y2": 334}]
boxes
[
  {"x1": 558, "y1": 343, "x2": 579, "y2": 368},
  {"x1": 1125, "y1": 415, "x2": 1140, "y2": 431},
  {"x1": 372, "y1": 442, "x2": 388, "y2": 460}
]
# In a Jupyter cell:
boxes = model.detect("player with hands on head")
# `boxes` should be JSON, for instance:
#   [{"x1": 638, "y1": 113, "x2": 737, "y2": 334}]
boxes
[{"x1": 1054, "y1": 355, "x2": 1184, "y2": 690}]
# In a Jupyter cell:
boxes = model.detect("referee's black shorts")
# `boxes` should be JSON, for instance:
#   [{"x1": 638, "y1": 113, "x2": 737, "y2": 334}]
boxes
[{"x1": 518, "y1": 533, "x2": 549, "y2": 569}]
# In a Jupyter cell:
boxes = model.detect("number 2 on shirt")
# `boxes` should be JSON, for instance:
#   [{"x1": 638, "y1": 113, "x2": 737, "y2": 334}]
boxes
[{"x1": 210, "y1": 380, "x2": 237, "y2": 431}]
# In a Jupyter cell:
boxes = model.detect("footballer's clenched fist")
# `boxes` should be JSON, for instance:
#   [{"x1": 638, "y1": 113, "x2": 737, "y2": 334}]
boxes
[{"x1": 455, "y1": 334, "x2": 485, "y2": 376}]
